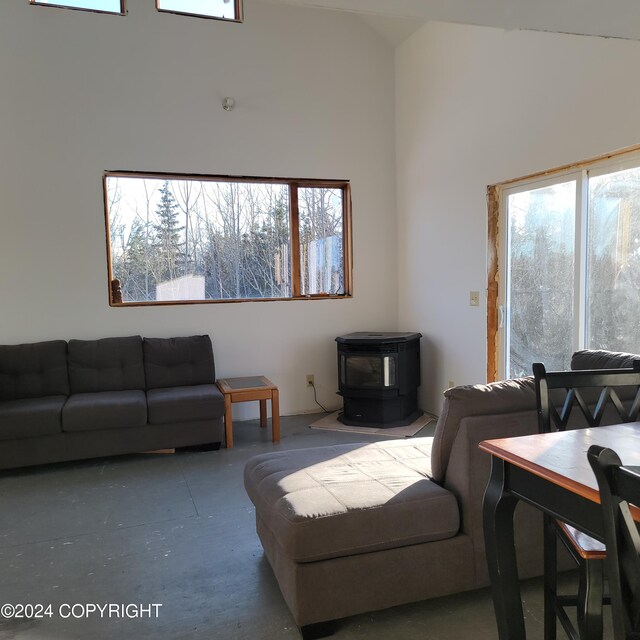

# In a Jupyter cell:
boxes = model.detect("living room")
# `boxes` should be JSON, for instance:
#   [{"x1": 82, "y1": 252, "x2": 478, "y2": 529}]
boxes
[{"x1": 2, "y1": 0, "x2": 640, "y2": 638}]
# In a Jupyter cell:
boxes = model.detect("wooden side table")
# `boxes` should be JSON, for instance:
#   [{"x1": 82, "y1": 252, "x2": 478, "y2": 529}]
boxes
[{"x1": 216, "y1": 376, "x2": 280, "y2": 449}]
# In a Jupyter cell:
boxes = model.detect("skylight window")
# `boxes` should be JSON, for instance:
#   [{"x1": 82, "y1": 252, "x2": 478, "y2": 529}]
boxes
[
  {"x1": 30, "y1": 0, "x2": 125, "y2": 14},
  {"x1": 156, "y1": 0, "x2": 242, "y2": 22}
]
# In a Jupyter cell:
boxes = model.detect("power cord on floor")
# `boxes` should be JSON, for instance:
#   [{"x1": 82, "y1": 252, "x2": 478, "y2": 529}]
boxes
[{"x1": 309, "y1": 380, "x2": 330, "y2": 413}]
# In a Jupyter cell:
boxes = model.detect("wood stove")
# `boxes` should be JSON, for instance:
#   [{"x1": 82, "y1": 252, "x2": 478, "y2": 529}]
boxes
[{"x1": 336, "y1": 332, "x2": 422, "y2": 427}]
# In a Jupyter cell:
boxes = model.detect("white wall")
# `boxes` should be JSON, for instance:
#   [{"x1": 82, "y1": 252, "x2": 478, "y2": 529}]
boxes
[
  {"x1": 396, "y1": 21, "x2": 640, "y2": 413},
  {"x1": 0, "y1": 0, "x2": 398, "y2": 418}
]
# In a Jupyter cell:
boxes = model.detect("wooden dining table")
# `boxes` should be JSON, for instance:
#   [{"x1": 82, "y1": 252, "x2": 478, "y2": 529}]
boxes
[{"x1": 480, "y1": 422, "x2": 640, "y2": 640}]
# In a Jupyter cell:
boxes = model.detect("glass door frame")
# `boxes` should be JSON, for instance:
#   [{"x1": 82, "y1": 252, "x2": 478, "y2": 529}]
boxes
[
  {"x1": 488, "y1": 144, "x2": 640, "y2": 382},
  {"x1": 497, "y1": 170, "x2": 583, "y2": 381}
]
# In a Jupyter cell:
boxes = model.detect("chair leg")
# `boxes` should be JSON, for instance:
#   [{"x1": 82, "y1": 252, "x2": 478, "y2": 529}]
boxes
[
  {"x1": 544, "y1": 515, "x2": 558, "y2": 640},
  {"x1": 576, "y1": 559, "x2": 604, "y2": 640}
]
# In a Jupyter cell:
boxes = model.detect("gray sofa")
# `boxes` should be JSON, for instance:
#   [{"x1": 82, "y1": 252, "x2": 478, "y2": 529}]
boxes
[
  {"x1": 0, "y1": 334, "x2": 225, "y2": 470},
  {"x1": 244, "y1": 348, "x2": 640, "y2": 636}
]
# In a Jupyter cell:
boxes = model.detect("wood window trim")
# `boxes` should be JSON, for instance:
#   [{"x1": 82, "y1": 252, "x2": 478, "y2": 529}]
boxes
[
  {"x1": 342, "y1": 185, "x2": 354, "y2": 297},
  {"x1": 486, "y1": 184, "x2": 500, "y2": 383},
  {"x1": 289, "y1": 184, "x2": 301, "y2": 298},
  {"x1": 29, "y1": 0, "x2": 126, "y2": 15},
  {"x1": 155, "y1": 0, "x2": 243, "y2": 23},
  {"x1": 486, "y1": 142, "x2": 640, "y2": 383},
  {"x1": 104, "y1": 170, "x2": 353, "y2": 307}
]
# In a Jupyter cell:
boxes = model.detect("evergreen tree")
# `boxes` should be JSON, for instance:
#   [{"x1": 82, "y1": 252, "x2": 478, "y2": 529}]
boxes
[{"x1": 152, "y1": 181, "x2": 184, "y2": 283}]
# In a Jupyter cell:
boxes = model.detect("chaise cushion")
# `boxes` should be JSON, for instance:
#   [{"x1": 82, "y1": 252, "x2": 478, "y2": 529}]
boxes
[
  {"x1": 244, "y1": 438, "x2": 459, "y2": 563},
  {"x1": 431, "y1": 377, "x2": 537, "y2": 482},
  {"x1": 68, "y1": 336, "x2": 145, "y2": 394},
  {"x1": 0, "y1": 396, "x2": 66, "y2": 440},
  {"x1": 62, "y1": 390, "x2": 147, "y2": 432},
  {"x1": 0, "y1": 340, "x2": 69, "y2": 401},
  {"x1": 146, "y1": 384, "x2": 224, "y2": 425},
  {"x1": 143, "y1": 335, "x2": 215, "y2": 390}
]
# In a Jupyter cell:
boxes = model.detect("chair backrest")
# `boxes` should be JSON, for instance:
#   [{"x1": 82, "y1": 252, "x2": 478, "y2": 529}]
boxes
[
  {"x1": 588, "y1": 445, "x2": 640, "y2": 640},
  {"x1": 532, "y1": 362, "x2": 640, "y2": 433}
]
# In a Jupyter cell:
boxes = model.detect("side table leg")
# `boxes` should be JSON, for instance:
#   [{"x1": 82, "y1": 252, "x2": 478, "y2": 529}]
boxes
[
  {"x1": 224, "y1": 395, "x2": 233, "y2": 449},
  {"x1": 259, "y1": 400, "x2": 267, "y2": 428},
  {"x1": 271, "y1": 388, "x2": 280, "y2": 443},
  {"x1": 483, "y1": 457, "x2": 525, "y2": 639}
]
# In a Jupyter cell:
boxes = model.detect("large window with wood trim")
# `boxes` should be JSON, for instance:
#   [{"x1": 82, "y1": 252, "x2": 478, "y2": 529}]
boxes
[
  {"x1": 488, "y1": 147, "x2": 640, "y2": 380},
  {"x1": 104, "y1": 172, "x2": 352, "y2": 305}
]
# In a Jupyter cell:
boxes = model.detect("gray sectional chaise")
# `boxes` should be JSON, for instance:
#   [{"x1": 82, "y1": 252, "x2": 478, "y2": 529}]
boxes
[
  {"x1": 244, "y1": 349, "x2": 640, "y2": 637},
  {"x1": 0, "y1": 335, "x2": 224, "y2": 470}
]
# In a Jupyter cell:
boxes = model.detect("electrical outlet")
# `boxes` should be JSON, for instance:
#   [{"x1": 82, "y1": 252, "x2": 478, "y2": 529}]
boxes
[
  {"x1": 306, "y1": 374, "x2": 314, "y2": 387},
  {"x1": 448, "y1": 380, "x2": 456, "y2": 389},
  {"x1": 469, "y1": 291, "x2": 480, "y2": 307}
]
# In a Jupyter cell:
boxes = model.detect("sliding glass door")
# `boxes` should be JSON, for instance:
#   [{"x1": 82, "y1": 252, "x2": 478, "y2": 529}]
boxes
[
  {"x1": 587, "y1": 166, "x2": 640, "y2": 353},
  {"x1": 497, "y1": 155, "x2": 640, "y2": 379}
]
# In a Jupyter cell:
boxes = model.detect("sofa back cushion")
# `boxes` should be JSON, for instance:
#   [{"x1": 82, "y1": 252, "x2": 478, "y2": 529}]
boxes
[
  {"x1": 143, "y1": 335, "x2": 215, "y2": 390},
  {"x1": 571, "y1": 349, "x2": 640, "y2": 370},
  {"x1": 431, "y1": 377, "x2": 537, "y2": 482},
  {"x1": 68, "y1": 336, "x2": 145, "y2": 393},
  {"x1": 0, "y1": 340, "x2": 70, "y2": 401}
]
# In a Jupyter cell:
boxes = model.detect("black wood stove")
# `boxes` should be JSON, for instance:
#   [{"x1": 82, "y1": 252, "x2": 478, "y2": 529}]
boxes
[{"x1": 335, "y1": 332, "x2": 422, "y2": 427}]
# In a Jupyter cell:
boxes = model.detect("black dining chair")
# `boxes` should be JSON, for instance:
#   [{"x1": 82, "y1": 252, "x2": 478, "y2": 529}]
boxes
[
  {"x1": 588, "y1": 445, "x2": 640, "y2": 640},
  {"x1": 533, "y1": 362, "x2": 640, "y2": 640}
]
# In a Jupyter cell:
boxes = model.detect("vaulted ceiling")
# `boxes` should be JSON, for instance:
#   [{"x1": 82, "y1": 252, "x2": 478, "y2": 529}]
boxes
[{"x1": 262, "y1": 0, "x2": 640, "y2": 45}]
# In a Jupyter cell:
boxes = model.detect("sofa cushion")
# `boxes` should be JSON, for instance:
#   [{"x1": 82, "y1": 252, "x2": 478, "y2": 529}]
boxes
[
  {"x1": 0, "y1": 396, "x2": 66, "y2": 440},
  {"x1": 143, "y1": 336, "x2": 214, "y2": 390},
  {"x1": 0, "y1": 341, "x2": 69, "y2": 401},
  {"x1": 68, "y1": 336, "x2": 145, "y2": 394},
  {"x1": 62, "y1": 390, "x2": 147, "y2": 432},
  {"x1": 431, "y1": 377, "x2": 537, "y2": 483},
  {"x1": 244, "y1": 438, "x2": 458, "y2": 563},
  {"x1": 146, "y1": 384, "x2": 224, "y2": 425},
  {"x1": 571, "y1": 349, "x2": 640, "y2": 370}
]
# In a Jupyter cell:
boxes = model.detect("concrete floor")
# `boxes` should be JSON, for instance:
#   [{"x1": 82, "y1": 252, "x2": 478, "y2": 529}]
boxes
[{"x1": 0, "y1": 413, "x2": 609, "y2": 639}]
